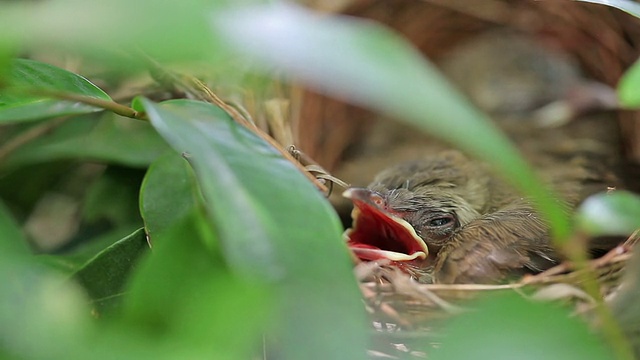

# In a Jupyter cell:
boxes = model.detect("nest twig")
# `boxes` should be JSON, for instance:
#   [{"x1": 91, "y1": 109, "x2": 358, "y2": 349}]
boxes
[{"x1": 356, "y1": 231, "x2": 639, "y2": 358}]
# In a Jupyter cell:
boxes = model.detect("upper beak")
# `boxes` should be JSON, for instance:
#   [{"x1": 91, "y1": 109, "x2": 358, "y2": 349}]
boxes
[{"x1": 343, "y1": 188, "x2": 429, "y2": 262}]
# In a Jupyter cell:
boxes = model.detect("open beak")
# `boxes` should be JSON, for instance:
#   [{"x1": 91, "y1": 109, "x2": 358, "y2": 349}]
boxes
[{"x1": 342, "y1": 188, "x2": 429, "y2": 262}]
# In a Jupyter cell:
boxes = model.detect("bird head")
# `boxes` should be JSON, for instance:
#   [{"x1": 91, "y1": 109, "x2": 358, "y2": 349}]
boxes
[
  {"x1": 343, "y1": 151, "x2": 491, "y2": 263},
  {"x1": 343, "y1": 187, "x2": 430, "y2": 262}
]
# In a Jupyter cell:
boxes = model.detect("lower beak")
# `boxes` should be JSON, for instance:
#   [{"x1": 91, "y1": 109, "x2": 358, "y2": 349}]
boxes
[{"x1": 342, "y1": 188, "x2": 429, "y2": 262}]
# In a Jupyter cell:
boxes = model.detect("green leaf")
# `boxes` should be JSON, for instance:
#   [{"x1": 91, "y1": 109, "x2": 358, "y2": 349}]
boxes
[
  {"x1": 37, "y1": 223, "x2": 142, "y2": 274},
  {"x1": 130, "y1": 96, "x2": 146, "y2": 114},
  {"x1": 72, "y1": 228, "x2": 149, "y2": 315},
  {"x1": 141, "y1": 99, "x2": 368, "y2": 360},
  {"x1": 139, "y1": 152, "x2": 202, "y2": 238},
  {"x1": 0, "y1": 0, "x2": 245, "y2": 68},
  {"x1": 0, "y1": 258, "x2": 93, "y2": 359},
  {"x1": 430, "y1": 293, "x2": 610, "y2": 360},
  {"x1": 575, "y1": 190, "x2": 640, "y2": 236},
  {"x1": 212, "y1": 3, "x2": 572, "y2": 241},
  {"x1": 0, "y1": 59, "x2": 111, "y2": 123},
  {"x1": 123, "y1": 208, "x2": 267, "y2": 359},
  {"x1": 618, "y1": 57, "x2": 640, "y2": 108},
  {"x1": 0, "y1": 198, "x2": 30, "y2": 256},
  {"x1": 2, "y1": 113, "x2": 170, "y2": 169},
  {"x1": 574, "y1": 0, "x2": 640, "y2": 18}
]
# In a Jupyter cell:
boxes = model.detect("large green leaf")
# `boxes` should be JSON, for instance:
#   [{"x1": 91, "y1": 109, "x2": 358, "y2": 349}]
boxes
[
  {"x1": 2, "y1": 113, "x2": 169, "y2": 169},
  {"x1": 213, "y1": 3, "x2": 571, "y2": 241},
  {"x1": 0, "y1": 0, "x2": 252, "y2": 69},
  {"x1": 123, "y1": 208, "x2": 267, "y2": 359},
  {"x1": 138, "y1": 153, "x2": 260, "y2": 359},
  {"x1": 72, "y1": 228, "x2": 149, "y2": 315},
  {"x1": 430, "y1": 293, "x2": 610, "y2": 360},
  {"x1": 0, "y1": 59, "x2": 110, "y2": 123},
  {"x1": 137, "y1": 152, "x2": 261, "y2": 359},
  {"x1": 141, "y1": 99, "x2": 368, "y2": 360},
  {"x1": 0, "y1": 258, "x2": 93, "y2": 359},
  {"x1": 0, "y1": 201, "x2": 94, "y2": 358}
]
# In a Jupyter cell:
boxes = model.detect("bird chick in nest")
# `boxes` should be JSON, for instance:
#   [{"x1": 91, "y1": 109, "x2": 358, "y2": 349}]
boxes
[{"x1": 344, "y1": 150, "x2": 563, "y2": 284}]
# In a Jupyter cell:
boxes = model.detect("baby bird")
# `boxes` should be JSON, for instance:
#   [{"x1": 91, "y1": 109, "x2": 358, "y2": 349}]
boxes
[{"x1": 345, "y1": 150, "x2": 564, "y2": 284}]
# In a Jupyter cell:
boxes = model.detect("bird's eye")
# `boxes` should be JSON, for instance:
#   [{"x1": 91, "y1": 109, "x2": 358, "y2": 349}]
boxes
[{"x1": 428, "y1": 216, "x2": 454, "y2": 227}]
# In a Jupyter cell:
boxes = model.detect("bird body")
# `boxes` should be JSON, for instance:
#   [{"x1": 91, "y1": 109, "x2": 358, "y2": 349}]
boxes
[{"x1": 345, "y1": 150, "x2": 562, "y2": 283}]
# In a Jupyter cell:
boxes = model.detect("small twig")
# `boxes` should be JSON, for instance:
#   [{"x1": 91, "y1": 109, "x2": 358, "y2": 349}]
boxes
[
  {"x1": 289, "y1": 145, "x2": 350, "y2": 196},
  {"x1": 360, "y1": 284, "x2": 413, "y2": 328},
  {"x1": 366, "y1": 350, "x2": 399, "y2": 359},
  {"x1": 31, "y1": 89, "x2": 146, "y2": 120},
  {"x1": 521, "y1": 262, "x2": 572, "y2": 283},
  {"x1": 361, "y1": 282, "x2": 525, "y2": 292},
  {"x1": 389, "y1": 270, "x2": 466, "y2": 314},
  {"x1": 354, "y1": 259, "x2": 392, "y2": 281},
  {"x1": 529, "y1": 283, "x2": 595, "y2": 304},
  {"x1": 419, "y1": 283, "x2": 524, "y2": 291},
  {"x1": 521, "y1": 238, "x2": 636, "y2": 286}
]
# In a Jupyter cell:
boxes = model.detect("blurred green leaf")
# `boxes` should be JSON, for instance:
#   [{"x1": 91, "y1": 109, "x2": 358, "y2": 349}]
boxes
[
  {"x1": 575, "y1": 0, "x2": 640, "y2": 18},
  {"x1": 0, "y1": 258, "x2": 93, "y2": 359},
  {"x1": 618, "y1": 57, "x2": 640, "y2": 107},
  {"x1": 575, "y1": 190, "x2": 640, "y2": 236},
  {"x1": 123, "y1": 208, "x2": 267, "y2": 359},
  {"x1": 0, "y1": 40, "x2": 16, "y2": 81},
  {"x1": 139, "y1": 152, "x2": 202, "y2": 238},
  {"x1": 0, "y1": 198, "x2": 30, "y2": 255},
  {"x1": 213, "y1": 3, "x2": 572, "y2": 241},
  {"x1": 72, "y1": 228, "x2": 149, "y2": 315},
  {"x1": 0, "y1": 58, "x2": 110, "y2": 123},
  {"x1": 2, "y1": 113, "x2": 170, "y2": 169},
  {"x1": 0, "y1": 0, "x2": 250, "y2": 68},
  {"x1": 141, "y1": 99, "x2": 368, "y2": 360},
  {"x1": 130, "y1": 96, "x2": 146, "y2": 114},
  {"x1": 430, "y1": 293, "x2": 610, "y2": 360}
]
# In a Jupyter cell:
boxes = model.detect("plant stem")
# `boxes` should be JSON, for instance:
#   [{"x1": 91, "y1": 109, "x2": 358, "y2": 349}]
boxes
[{"x1": 36, "y1": 90, "x2": 147, "y2": 120}]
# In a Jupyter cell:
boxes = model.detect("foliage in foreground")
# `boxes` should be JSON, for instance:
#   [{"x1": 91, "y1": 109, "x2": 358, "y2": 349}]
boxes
[{"x1": 1, "y1": 1, "x2": 640, "y2": 359}]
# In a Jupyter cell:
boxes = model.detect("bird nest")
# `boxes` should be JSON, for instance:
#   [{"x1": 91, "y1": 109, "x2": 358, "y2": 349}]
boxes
[
  {"x1": 356, "y1": 233, "x2": 638, "y2": 358},
  {"x1": 292, "y1": 0, "x2": 640, "y2": 358}
]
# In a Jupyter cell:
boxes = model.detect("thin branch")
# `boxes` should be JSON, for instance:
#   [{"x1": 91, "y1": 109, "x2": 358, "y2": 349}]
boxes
[{"x1": 32, "y1": 90, "x2": 147, "y2": 120}]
